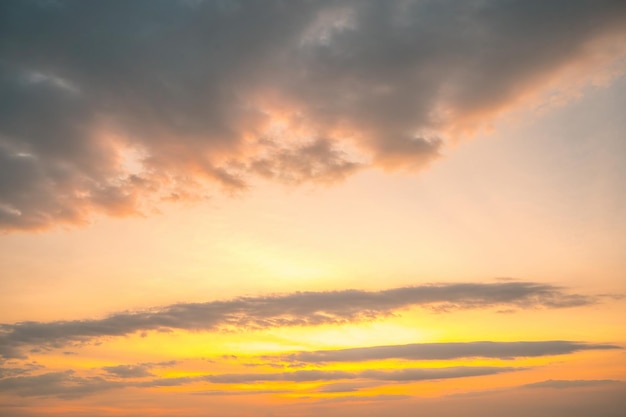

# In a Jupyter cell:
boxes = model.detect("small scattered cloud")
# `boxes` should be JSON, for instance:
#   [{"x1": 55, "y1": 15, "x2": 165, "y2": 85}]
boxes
[
  {"x1": 101, "y1": 364, "x2": 153, "y2": 379},
  {"x1": 101, "y1": 360, "x2": 178, "y2": 378}
]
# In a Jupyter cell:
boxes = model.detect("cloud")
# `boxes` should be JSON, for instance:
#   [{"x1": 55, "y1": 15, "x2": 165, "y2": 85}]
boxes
[
  {"x1": 192, "y1": 389, "x2": 291, "y2": 396},
  {"x1": 0, "y1": 371, "x2": 120, "y2": 399},
  {"x1": 101, "y1": 360, "x2": 177, "y2": 378},
  {"x1": 0, "y1": 365, "x2": 520, "y2": 398},
  {"x1": 282, "y1": 341, "x2": 621, "y2": 363},
  {"x1": 315, "y1": 382, "x2": 385, "y2": 393},
  {"x1": 3, "y1": 381, "x2": 625, "y2": 417},
  {"x1": 359, "y1": 366, "x2": 520, "y2": 382},
  {"x1": 521, "y1": 379, "x2": 623, "y2": 389},
  {"x1": 0, "y1": 281, "x2": 597, "y2": 358},
  {"x1": 1, "y1": 0, "x2": 625, "y2": 231},
  {"x1": 136, "y1": 376, "x2": 195, "y2": 388},
  {"x1": 0, "y1": 362, "x2": 43, "y2": 379},
  {"x1": 101, "y1": 364, "x2": 153, "y2": 378},
  {"x1": 203, "y1": 369, "x2": 356, "y2": 384},
  {"x1": 202, "y1": 366, "x2": 521, "y2": 384},
  {"x1": 311, "y1": 394, "x2": 413, "y2": 404},
  {"x1": 0, "y1": 369, "x2": 183, "y2": 399}
]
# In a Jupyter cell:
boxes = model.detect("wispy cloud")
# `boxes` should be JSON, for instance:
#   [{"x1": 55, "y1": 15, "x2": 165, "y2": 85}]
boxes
[
  {"x1": 0, "y1": 371, "x2": 120, "y2": 399},
  {"x1": 1, "y1": 1, "x2": 625, "y2": 230},
  {"x1": 101, "y1": 361, "x2": 177, "y2": 379},
  {"x1": 279, "y1": 341, "x2": 621, "y2": 363},
  {"x1": 0, "y1": 281, "x2": 597, "y2": 358},
  {"x1": 358, "y1": 366, "x2": 522, "y2": 382},
  {"x1": 316, "y1": 382, "x2": 378, "y2": 393},
  {"x1": 192, "y1": 389, "x2": 291, "y2": 397},
  {"x1": 203, "y1": 369, "x2": 357, "y2": 384},
  {"x1": 309, "y1": 394, "x2": 413, "y2": 404},
  {"x1": 521, "y1": 379, "x2": 623, "y2": 390},
  {"x1": 101, "y1": 364, "x2": 153, "y2": 378},
  {"x1": 0, "y1": 366, "x2": 523, "y2": 398}
]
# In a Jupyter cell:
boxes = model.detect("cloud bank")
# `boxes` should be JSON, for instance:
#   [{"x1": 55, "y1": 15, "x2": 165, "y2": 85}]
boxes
[
  {"x1": 1, "y1": 0, "x2": 625, "y2": 230},
  {"x1": 0, "y1": 281, "x2": 598, "y2": 358}
]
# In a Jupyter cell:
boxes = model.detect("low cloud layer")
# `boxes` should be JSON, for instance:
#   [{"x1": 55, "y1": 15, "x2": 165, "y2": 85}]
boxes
[
  {"x1": 101, "y1": 361, "x2": 177, "y2": 379},
  {"x1": 0, "y1": 281, "x2": 597, "y2": 358},
  {"x1": 203, "y1": 366, "x2": 520, "y2": 384},
  {"x1": 0, "y1": 365, "x2": 521, "y2": 398},
  {"x1": 521, "y1": 379, "x2": 622, "y2": 390},
  {"x1": 2, "y1": 380, "x2": 625, "y2": 417},
  {"x1": 0, "y1": 371, "x2": 119, "y2": 399},
  {"x1": 1, "y1": 0, "x2": 625, "y2": 230},
  {"x1": 1, "y1": 369, "x2": 622, "y2": 401},
  {"x1": 280, "y1": 341, "x2": 621, "y2": 363}
]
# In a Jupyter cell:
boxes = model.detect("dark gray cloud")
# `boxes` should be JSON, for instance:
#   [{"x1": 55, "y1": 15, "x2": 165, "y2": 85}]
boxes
[
  {"x1": 1, "y1": 0, "x2": 625, "y2": 231},
  {"x1": 281, "y1": 341, "x2": 621, "y2": 363},
  {"x1": 0, "y1": 281, "x2": 597, "y2": 358}
]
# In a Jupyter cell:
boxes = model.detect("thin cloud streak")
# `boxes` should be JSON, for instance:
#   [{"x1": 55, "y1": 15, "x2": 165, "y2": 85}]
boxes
[
  {"x1": 101, "y1": 361, "x2": 177, "y2": 379},
  {"x1": 0, "y1": 281, "x2": 597, "y2": 358},
  {"x1": 281, "y1": 341, "x2": 622, "y2": 363},
  {"x1": 0, "y1": 366, "x2": 523, "y2": 398},
  {"x1": 0, "y1": 371, "x2": 120, "y2": 399},
  {"x1": 521, "y1": 379, "x2": 623, "y2": 390}
]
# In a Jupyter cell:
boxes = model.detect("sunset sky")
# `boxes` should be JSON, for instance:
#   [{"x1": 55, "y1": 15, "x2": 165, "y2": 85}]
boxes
[{"x1": 1, "y1": 1, "x2": 626, "y2": 416}]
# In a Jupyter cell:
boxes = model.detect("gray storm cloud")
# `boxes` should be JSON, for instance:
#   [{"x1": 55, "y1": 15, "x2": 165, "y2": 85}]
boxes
[
  {"x1": 0, "y1": 281, "x2": 599, "y2": 358},
  {"x1": 1, "y1": 0, "x2": 625, "y2": 230}
]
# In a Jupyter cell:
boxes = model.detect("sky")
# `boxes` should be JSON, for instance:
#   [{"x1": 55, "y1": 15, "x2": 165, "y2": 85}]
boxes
[{"x1": 1, "y1": 1, "x2": 625, "y2": 416}]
